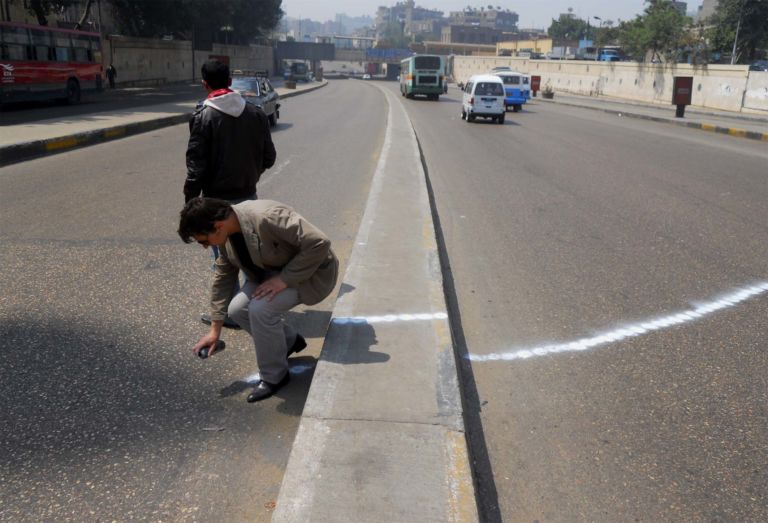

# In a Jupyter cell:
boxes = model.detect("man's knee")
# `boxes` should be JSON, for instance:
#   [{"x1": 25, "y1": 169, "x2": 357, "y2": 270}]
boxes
[{"x1": 247, "y1": 298, "x2": 283, "y2": 325}]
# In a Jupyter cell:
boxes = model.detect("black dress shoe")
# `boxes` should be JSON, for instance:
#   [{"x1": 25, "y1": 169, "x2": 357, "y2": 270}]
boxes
[
  {"x1": 289, "y1": 334, "x2": 307, "y2": 355},
  {"x1": 200, "y1": 314, "x2": 241, "y2": 330},
  {"x1": 247, "y1": 374, "x2": 290, "y2": 402}
]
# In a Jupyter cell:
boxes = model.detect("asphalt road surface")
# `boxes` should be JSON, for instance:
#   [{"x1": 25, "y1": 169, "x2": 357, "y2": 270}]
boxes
[
  {"x1": 392, "y1": 82, "x2": 768, "y2": 521},
  {"x1": 0, "y1": 80, "x2": 384, "y2": 521}
]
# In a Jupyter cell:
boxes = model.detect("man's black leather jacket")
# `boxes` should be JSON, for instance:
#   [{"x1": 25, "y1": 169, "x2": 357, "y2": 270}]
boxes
[{"x1": 185, "y1": 94, "x2": 276, "y2": 202}]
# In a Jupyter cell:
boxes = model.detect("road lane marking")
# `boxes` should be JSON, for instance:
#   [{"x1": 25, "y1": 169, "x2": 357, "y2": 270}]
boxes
[{"x1": 469, "y1": 281, "x2": 768, "y2": 362}]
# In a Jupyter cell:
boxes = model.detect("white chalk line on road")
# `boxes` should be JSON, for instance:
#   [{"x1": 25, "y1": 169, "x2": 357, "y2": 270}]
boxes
[
  {"x1": 332, "y1": 312, "x2": 448, "y2": 324},
  {"x1": 470, "y1": 281, "x2": 768, "y2": 362}
]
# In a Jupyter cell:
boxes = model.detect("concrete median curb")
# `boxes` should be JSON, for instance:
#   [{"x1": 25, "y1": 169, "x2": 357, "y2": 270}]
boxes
[
  {"x1": 0, "y1": 80, "x2": 328, "y2": 167},
  {"x1": 272, "y1": 85, "x2": 479, "y2": 522},
  {"x1": 538, "y1": 97, "x2": 768, "y2": 143}
]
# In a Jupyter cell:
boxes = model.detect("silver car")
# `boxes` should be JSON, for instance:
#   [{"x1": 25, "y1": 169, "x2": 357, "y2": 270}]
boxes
[{"x1": 231, "y1": 76, "x2": 280, "y2": 127}]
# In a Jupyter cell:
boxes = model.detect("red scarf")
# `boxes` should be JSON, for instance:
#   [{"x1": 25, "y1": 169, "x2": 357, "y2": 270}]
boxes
[{"x1": 207, "y1": 88, "x2": 233, "y2": 99}]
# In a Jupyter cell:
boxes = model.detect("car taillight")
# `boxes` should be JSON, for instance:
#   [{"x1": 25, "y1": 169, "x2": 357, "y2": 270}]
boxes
[{"x1": 469, "y1": 96, "x2": 474, "y2": 105}]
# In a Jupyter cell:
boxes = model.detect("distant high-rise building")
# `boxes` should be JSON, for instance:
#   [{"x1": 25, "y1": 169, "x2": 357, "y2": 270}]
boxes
[
  {"x1": 671, "y1": 1, "x2": 688, "y2": 16},
  {"x1": 697, "y1": 0, "x2": 719, "y2": 21},
  {"x1": 375, "y1": 1, "x2": 444, "y2": 41},
  {"x1": 448, "y1": 7, "x2": 518, "y2": 31}
]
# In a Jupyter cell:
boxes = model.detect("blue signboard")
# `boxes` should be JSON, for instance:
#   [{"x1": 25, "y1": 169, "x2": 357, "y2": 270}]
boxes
[{"x1": 366, "y1": 48, "x2": 412, "y2": 61}]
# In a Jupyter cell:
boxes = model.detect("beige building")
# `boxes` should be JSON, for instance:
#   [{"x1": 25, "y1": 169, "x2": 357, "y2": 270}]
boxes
[{"x1": 497, "y1": 38, "x2": 555, "y2": 57}]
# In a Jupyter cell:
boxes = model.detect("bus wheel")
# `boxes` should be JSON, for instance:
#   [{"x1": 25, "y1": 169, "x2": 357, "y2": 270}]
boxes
[{"x1": 66, "y1": 79, "x2": 81, "y2": 105}]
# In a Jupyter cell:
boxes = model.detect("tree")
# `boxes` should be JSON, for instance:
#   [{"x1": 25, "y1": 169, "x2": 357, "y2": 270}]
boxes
[
  {"x1": 706, "y1": 0, "x2": 768, "y2": 62},
  {"x1": 74, "y1": 0, "x2": 93, "y2": 30},
  {"x1": 109, "y1": 0, "x2": 283, "y2": 43},
  {"x1": 618, "y1": 0, "x2": 689, "y2": 62},
  {"x1": 547, "y1": 13, "x2": 588, "y2": 40},
  {"x1": 24, "y1": 0, "x2": 78, "y2": 26}
]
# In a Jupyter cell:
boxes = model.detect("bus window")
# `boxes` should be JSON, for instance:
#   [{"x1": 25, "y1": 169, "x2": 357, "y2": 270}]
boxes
[
  {"x1": 1, "y1": 25, "x2": 30, "y2": 60},
  {"x1": 30, "y1": 29, "x2": 52, "y2": 61},
  {"x1": 53, "y1": 33, "x2": 72, "y2": 62},
  {"x1": 414, "y1": 55, "x2": 440, "y2": 70},
  {"x1": 72, "y1": 35, "x2": 90, "y2": 62},
  {"x1": 89, "y1": 35, "x2": 102, "y2": 62},
  {"x1": 73, "y1": 46, "x2": 88, "y2": 62}
]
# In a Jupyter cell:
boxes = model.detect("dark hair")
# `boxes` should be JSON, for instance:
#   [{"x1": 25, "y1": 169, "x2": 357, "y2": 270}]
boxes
[
  {"x1": 201, "y1": 60, "x2": 230, "y2": 89},
  {"x1": 178, "y1": 197, "x2": 233, "y2": 243}
]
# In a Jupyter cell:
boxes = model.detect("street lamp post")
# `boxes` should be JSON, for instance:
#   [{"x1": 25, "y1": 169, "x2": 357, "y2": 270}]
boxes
[
  {"x1": 730, "y1": 0, "x2": 747, "y2": 65},
  {"x1": 593, "y1": 16, "x2": 602, "y2": 61},
  {"x1": 221, "y1": 25, "x2": 233, "y2": 46}
]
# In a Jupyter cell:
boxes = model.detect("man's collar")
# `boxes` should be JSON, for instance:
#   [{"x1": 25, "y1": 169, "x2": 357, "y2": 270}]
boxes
[{"x1": 207, "y1": 88, "x2": 233, "y2": 99}]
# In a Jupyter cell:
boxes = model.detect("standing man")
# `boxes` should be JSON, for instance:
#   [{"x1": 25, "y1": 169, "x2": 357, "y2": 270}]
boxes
[
  {"x1": 178, "y1": 197, "x2": 339, "y2": 402},
  {"x1": 106, "y1": 64, "x2": 117, "y2": 89},
  {"x1": 185, "y1": 59, "x2": 277, "y2": 328}
]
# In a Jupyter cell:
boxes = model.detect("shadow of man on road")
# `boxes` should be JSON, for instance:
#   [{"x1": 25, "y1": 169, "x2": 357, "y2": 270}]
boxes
[{"x1": 320, "y1": 318, "x2": 387, "y2": 365}]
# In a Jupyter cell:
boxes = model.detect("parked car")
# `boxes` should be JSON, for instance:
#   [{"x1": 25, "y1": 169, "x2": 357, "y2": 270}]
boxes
[
  {"x1": 461, "y1": 74, "x2": 506, "y2": 124},
  {"x1": 230, "y1": 75, "x2": 280, "y2": 127},
  {"x1": 362, "y1": 73, "x2": 372, "y2": 80},
  {"x1": 749, "y1": 60, "x2": 768, "y2": 71}
]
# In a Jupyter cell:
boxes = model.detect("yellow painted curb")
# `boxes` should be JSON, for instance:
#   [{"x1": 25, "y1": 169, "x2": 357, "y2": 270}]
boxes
[
  {"x1": 45, "y1": 137, "x2": 78, "y2": 151},
  {"x1": 728, "y1": 128, "x2": 747, "y2": 138},
  {"x1": 104, "y1": 128, "x2": 126, "y2": 138}
]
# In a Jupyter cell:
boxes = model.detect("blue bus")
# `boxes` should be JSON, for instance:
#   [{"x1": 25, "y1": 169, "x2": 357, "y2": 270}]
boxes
[
  {"x1": 492, "y1": 70, "x2": 530, "y2": 112},
  {"x1": 400, "y1": 54, "x2": 444, "y2": 100}
]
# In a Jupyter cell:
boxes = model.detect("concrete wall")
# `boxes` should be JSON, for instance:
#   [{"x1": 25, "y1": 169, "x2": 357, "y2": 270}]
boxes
[
  {"x1": 451, "y1": 55, "x2": 765, "y2": 114},
  {"x1": 103, "y1": 36, "x2": 273, "y2": 85},
  {"x1": 744, "y1": 71, "x2": 768, "y2": 112}
]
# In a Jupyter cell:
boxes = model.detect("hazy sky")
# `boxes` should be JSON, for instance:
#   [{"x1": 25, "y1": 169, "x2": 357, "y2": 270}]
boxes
[{"x1": 279, "y1": 1, "x2": 679, "y2": 29}]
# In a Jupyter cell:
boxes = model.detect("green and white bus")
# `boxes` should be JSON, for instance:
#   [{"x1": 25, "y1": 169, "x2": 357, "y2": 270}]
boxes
[{"x1": 399, "y1": 54, "x2": 444, "y2": 100}]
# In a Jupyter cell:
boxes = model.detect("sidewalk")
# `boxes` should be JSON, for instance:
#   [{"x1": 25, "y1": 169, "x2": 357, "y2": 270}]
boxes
[
  {"x1": 0, "y1": 80, "x2": 327, "y2": 167},
  {"x1": 535, "y1": 91, "x2": 768, "y2": 142}
]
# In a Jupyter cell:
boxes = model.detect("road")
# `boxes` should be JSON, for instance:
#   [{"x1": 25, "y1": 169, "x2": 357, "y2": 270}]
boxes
[
  {"x1": 0, "y1": 80, "x2": 384, "y2": 521},
  {"x1": 390, "y1": 82, "x2": 768, "y2": 521},
  {"x1": 3, "y1": 78, "x2": 767, "y2": 521}
]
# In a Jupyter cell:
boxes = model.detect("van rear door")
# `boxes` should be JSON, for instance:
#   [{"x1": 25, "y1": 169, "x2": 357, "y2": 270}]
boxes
[{"x1": 475, "y1": 82, "x2": 504, "y2": 112}]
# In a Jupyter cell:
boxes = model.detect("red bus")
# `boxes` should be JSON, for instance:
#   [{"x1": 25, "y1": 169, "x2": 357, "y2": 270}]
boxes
[{"x1": 0, "y1": 21, "x2": 103, "y2": 105}]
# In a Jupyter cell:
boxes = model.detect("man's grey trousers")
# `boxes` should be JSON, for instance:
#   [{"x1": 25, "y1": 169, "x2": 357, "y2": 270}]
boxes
[{"x1": 227, "y1": 279, "x2": 301, "y2": 384}]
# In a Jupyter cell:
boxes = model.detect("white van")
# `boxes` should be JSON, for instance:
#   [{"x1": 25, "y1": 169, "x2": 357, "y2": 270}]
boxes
[{"x1": 461, "y1": 74, "x2": 506, "y2": 124}]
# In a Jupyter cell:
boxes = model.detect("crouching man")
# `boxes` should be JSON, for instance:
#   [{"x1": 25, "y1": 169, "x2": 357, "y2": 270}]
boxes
[{"x1": 178, "y1": 197, "x2": 339, "y2": 402}]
